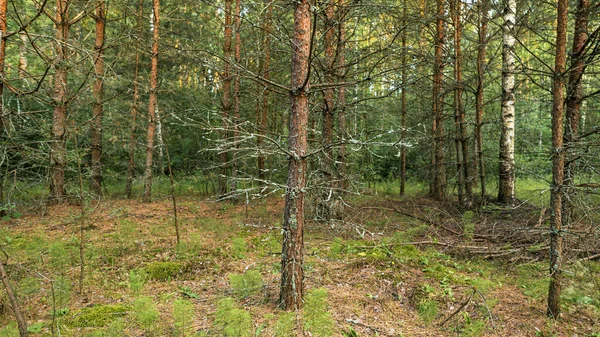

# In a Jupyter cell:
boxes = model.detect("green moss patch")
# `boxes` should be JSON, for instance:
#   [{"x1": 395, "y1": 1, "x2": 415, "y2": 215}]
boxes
[
  {"x1": 144, "y1": 261, "x2": 182, "y2": 281},
  {"x1": 68, "y1": 304, "x2": 129, "y2": 328}
]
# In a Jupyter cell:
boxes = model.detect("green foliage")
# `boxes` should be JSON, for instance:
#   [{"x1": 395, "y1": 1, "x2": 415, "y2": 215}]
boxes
[
  {"x1": 52, "y1": 276, "x2": 72, "y2": 314},
  {"x1": 48, "y1": 241, "x2": 75, "y2": 269},
  {"x1": 144, "y1": 261, "x2": 182, "y2": 281},
  {"x1": 132, "y1": 296, "x2": 159, "y2": 329},
  {"x1": 460, "y1": 319, "x2": 486, "y2": 337},
  {"x1": 231, "y1": 237, "x2": 247, "y2": 259},
  {"x1": 82, "y1": 319, "x2": 125, "y2": 337},
  {"x1": 0, "y1": 323, "x2": 18, "y2": 337},
  {"x1": 26, "y1": 321, "x2": 45, "y2": 333},
  {"x1": 461, "y1": 211, "x2": 475, "y2": 240},
  {"x1": 274, "y1": 312, "x2": 296, "y2": 337},
  {"x1": 129, "y1": 269, "x2": 147, "y2": 295},
  {"x1": 417, "y1": 300, "x2": 438, "y2": 323},
  {"x1": 213, "y1": 297, "x2": 254, "y2": 337},
  {"x1": 515, "y1": 263, "x2": 550, "y2": 298},
  {"x1": 228, "y1": 270, "x2": 263, "y2": 299},
  {"x1": 173, "y1": 298, "x2": 195, "y2": 337},
  {"x1": 68, "y1": 304, "x2": 129, "y2": 327},
  {"x1": 342, "y1": 328, "x2": 359, "y2": 337},
  {"x1": 303, "y1": 288, "x2": 335, "y2": 337}
]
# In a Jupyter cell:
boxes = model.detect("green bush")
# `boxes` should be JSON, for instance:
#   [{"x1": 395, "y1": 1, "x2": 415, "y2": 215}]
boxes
[
  {"x1": 231, "y1": 237, "x2": 247, "y2": 259},
  {"x1": 275, "y1": 312, "x2": 296, "y2": 337},
  {"x1": 417, "y1": 300, "x2": 438, "y2": 324},
  {"x1": 229, "y1": 270, "x2": 263, "y2": 299},
  {"x1": 129, "y1": 269, "x2": 147, "y2": 295},
  {"x1": 303, "y1": 288, "x2": 334, "y2": 337},
  {"x1": 213, "y1": 297, "x2": 254, "y2": 337},
  {"x1": 132, "y1": 296, "x2": 159, "y2": 329},
  {"x1": 144, "y1": 261, "x2": 182, "y2": 281},
  {"x1": 68, "y1": 304, "x2": 129, "y2": 328},
  {"x1": 173, "y1": 298, "x2": 195, "y2": 337}
]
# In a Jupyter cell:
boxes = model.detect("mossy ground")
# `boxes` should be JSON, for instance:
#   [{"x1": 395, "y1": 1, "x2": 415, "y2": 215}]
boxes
[{"x1": 0, "y1": 192, "x2": 598, "y2": 336}]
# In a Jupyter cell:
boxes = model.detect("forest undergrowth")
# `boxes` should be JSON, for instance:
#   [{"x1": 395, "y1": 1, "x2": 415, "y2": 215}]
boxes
[{"x1": 0, "y1": 191, "x2": 599, "y2": 337}]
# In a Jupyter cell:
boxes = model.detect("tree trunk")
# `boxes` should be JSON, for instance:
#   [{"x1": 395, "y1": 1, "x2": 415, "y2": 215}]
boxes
[
  {"x1": 336, "y1": 0, "x2": 347, "y2": 191},
  {"x1": 475, "y1": 0, "x2": 488, "y2": 200},
  {"x1": 219, "y1": 0, "x2": 232, "y2": 199},
  {"x1": 451, "y1": 0, "x2": 464, "y2": 205},
  {"x1": 90, "y1": 0, "x2": 106, "y2": 198},
  {"x1": 498, "y1": 0, "x2": 517, "y2": 204},
  {"x1": 430, "y1": 0, "x2": 446, "y2": 200},
  {"x1": 50, "y1": 0, "x2": 70, "y2": 203},
  {"x1": 231, "y1": 0, "x2": 241, "y2": 201},
  {"x1": 126, "y1": 0, "x2": 144, "y2": 199},
  {"x1": 257, "y1": 0, "x2": 271, "y2": 188},
  {"x1": 0, "y1": 259, "x2": 28, "y2": 337},
  {"x1": 547, "y1": 0, "x2": 568, "y2": 319},
  {"x1": 318, "y1": 0, "x2": 336, "y2": 219},
  {"x1": 563, "y1": 0, "x2": 589, "y2": 228},
  {"x1": 279, "y1": 0, "x2": 310, "y2": 311},
  {"x1": 18, "y1": 32, "x2": 27, "y2": 78},
  {"x1": 143, "y1": 0, "x2": 160, "y2": 203},
  {"x1": 400, "y1": 0, "x2": 407, "y2": 196},
  {"x1": 0, "y1": 0, "x2": 7, "y2": 217}
]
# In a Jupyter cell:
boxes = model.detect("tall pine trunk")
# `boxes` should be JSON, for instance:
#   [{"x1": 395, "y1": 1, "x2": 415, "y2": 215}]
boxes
[
  {"x1": 563, "y1": 0, "x2": 590, "y2": 227},
  {"x1": 90, "y1": 0, "x2": 106, "y2": 197},
  {"x1": 143, "y1": 0, "x2": 160, "y2": 202},
  {"x1": 50, "y1": 0, "x2": 70, "y2": 203},
  {"x1": 279, "y1": 0, "x2": 310, "y2": 311},
  {"x1": 430, "y1": 0, "x2": 446, "y2": 200},
  {"x1": 475, "y1": 0, "x2": 488, "y2": 200},
  {"x1": 498, "y1": 0, "x2": 517, "y2": 204},
  {"x1": 336, "y1": 0, "x2": 347, "y2": 191},
  {"x1": 219, "y1": 0, "x2": 232, "y2": 199},
  {"x1": 257, "y1": 0, "x2": 271, "y2": 188},
  {"x1": 126, "y1": 0, "x2": 144, "y2": 199},
  {"x1": 547, "y1": 0, "x2": 568, "y2": 319},
  {"x1": 230, "y1": 0, "x2": 241, "y2": 200},
  {"x1": 400, "y1": 0, "x2": 407, "y2": 196}
]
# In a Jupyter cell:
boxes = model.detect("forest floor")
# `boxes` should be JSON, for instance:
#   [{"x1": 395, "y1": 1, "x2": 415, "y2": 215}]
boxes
[{"x1": 0, "y1": 192, "x2": 599, "y2": 337}]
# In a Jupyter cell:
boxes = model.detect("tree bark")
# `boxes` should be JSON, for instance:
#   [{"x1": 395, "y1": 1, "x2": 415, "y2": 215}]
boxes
[
  {"x1": 498, "y1": 0, "x2": 517, "y2": 204},
  {"x1": 430, "y1": 0, "x2": 446, "y2": 200},
  {"x1": 219, "y1": 0, "x2": 232, "y2": 199},
  {"x1": 49, "y1": 0, "x2": 70, "y2": 203},
  {"x1": 547, "y1": 0, "x2": 568, "y2": 319},
  {"x1": 336, "y1": 0, "x2": 347, "y2": 191},
  {"x1": 143, "y1": 0, "x2": 160, "y2": 203},
  {"x1": 0, "y1": 258, "x2": 28, "y2": 337},
  {"x1": 279, "y1": 0, "x2": 310, "y2": 311},
  {"x1": 400, "y1": 0, "x2": 407, "y2": 196},
  {"x1": 231, "y1": 0, "x2": 241, "y2": 201},
  {"x1": 257, "y1": 0, "x2": 271, "y2": 188},
  {"x1": 90, "y1": 0, "x2": 106, "y2": 198},
  {"x1": 475, "y1": 0, "x2": 488, "y2": 200},
  {"x1": 126, "y1": 0, "x2": 144, "y2": 199},
  {"x1": 563, "y1": 0, "x2": 589, "y2": 228}
]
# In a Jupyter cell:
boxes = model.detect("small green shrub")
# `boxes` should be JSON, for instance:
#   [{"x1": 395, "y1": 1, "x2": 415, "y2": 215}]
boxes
[
  {"x1": 213, "y1": 297, "x2": 253, "y2": 337},
  {"x1": 303, "y1": 288, "x2": 334, "y2": 337},
  {"x1": 69, "y1": 304, "x2": 129, "y2": 327},
  {"x1": 460, "y1": 319, "x2": 486, "y2": 337},
  {"x1": 82, "y1": 319, "x2": 125, "y2": 337},
  {"x1": 132, "y1": 296, "x2": 159, "y2": 329},
  {"x1": 49, "y1": 242, "x2": 74, "y2": 269},
  {"x1": 417, "y1": 300, "x2": 438, "y2": 324},
  {"x1": 231, "y1": 237, "x2": 247, "y2": 259},
  {"x1": 129, "y1": 269, "x2": 147, "y2": 295},
  {"x1": 52, "y1": 276, "x2": 72, "y2": 315},
  {"x1": 275, "y1": 312, "x2": 296, "y2": 337},
  {"x1": 144, "y1": 261, "x2": 182, "y2": 281},
  {"x1": 173, "y1": 298, "x2": 195, "y2": 337},
  {"x1": 228, "y1": 270, "x2": 263, "y2": 299},
  {"x1": 0, "y1": 323, "x2": 18, "y2": 337}
]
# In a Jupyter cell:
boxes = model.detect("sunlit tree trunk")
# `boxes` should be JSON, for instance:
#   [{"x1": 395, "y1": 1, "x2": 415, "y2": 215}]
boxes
[
  {"x1": 219, "y1": 0, "x2": 232, "y2": 199},
  {"x1": 430, "y1": 0, "x2": 446, "y2": 200},
  {"x1": 563, "y1": 0, "x2": 589, "y2": 228},
  {"x1": 257, "y1": 0, "x2": 271, "y2": 188},
  {"x1": 475, "y1": 0, "x2": 488, "y2": 200},
  {"x1": 498, "y1": 0, "x2": 516, "y2": 204},
  {"x1": 547, "y1": 0, "x2": 568, "y2": 319},
  {"x1": 279, "y1": 0, "x2": 310, "y2": 311},
  {"x1": 400, "y1": 0, "x2": 407, "y2": 196},
  {"x1": 90, "y1": 0, "x2": 106, "y2": 197},
  {"x1": 143, "y1": 0, "x2": 160, "y2": 202},
  {"x1": 50, "y1": 0, "x2": 70, "y2": 203},
  {"x1": 126, "y1": 0, "x2": 144, "y2": 199}
]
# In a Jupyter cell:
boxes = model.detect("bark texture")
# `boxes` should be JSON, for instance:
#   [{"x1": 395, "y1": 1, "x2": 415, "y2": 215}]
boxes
[
  {"x1": 219, "y1": 0, "x2": 232, "y2": 198},
  {"x1": 90, "y1": 0, "x2": 106, "y2": 197},
  {"x1": 430, "y1": 0, "x2": 446, "y2": 200},
  {"x1": 279, "y1": 0, "x2": 311, "y2": 311},
  {"x1": 547, "y1": 0, "x2": 568, "y2": 319},
  {"x1": 336, "y1": 0, "x2": 347, "y2": 191},
  {"x1": 126, "y1": 0, "x2": 144, "y2": 199},
  {"x1": 49, "y1": 0, "x2": 70, "y2": 203},
  {"x1": 143, "y1": 0, "x2": 160, "y2": 202},
  {"x1": 257, "y1": 0, "x2": 271, "y2": 187},
  {"x1": 231, "y1": 0, "x2": 241, "y2": 200},
  {"x1": 498, "y1": 0, "x2": 517, "y2": 204},
  {"x1": 400, "y1": 0, "x2": 407, "y2": 196},
  {"x1": 475, "y1": 0, "x2": 488, "y2": 200}
]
